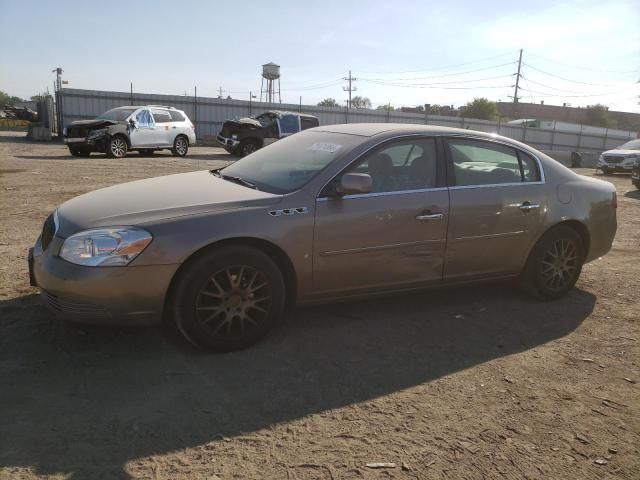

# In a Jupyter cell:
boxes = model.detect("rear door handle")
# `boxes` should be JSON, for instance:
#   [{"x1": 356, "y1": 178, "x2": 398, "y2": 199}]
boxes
[
  {"x1": 416, "y1": 213, "x2": 444, "y2": 221},
  {"x1": 519, "y1": 202, "x2": 540, "y2": 212}
]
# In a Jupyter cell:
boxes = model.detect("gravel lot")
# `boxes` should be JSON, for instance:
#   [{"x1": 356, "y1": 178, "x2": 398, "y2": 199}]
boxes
[{"x1": 0, "y1": 133, "x2": 638, "y2": 479}]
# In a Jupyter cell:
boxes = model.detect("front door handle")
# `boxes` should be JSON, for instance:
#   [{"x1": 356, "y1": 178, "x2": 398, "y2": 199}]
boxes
[
  {"x1": 519, "y1": 202, "x2": 540, "y2": 212},
  {"x1": 416, "y1": 213, "x2": 444, "y2": 221}
]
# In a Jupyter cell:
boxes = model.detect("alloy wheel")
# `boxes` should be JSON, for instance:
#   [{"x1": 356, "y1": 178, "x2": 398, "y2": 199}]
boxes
[
  {"x1": 540, "y1": 238, "x2": 579, "y2": 292},
  {"x1": 242, "y1": 143, "x2": 256, "y2": 156},
  {"x1": 111, "y1": 137, "x2": 126, "y2": 157},
  {"x1": 195, "y1": 265, "x2": 272, "y2": 340},
  {"x1": 175, "y1": 137, "x2": 187, "y2": 156}
]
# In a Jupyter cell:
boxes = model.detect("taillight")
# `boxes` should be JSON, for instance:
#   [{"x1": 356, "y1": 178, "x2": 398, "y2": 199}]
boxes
[{"x1": 612, "y1": 191, "x2": 617, "y2": 209}]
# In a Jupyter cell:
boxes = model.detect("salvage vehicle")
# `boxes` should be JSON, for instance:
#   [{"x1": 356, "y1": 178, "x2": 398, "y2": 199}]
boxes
[
  {"x1": 63, "y1": 105, "x2": 196, "y2": 158},
  {"x1": 30, "y1": 124, "x2": 617, "y2": 352},
  {"x1": 597, "y1": 139, "x2": 640, "y2": 174},
  {"x1": 217, "y1": 110, "x2": 319, "y2": 156}
]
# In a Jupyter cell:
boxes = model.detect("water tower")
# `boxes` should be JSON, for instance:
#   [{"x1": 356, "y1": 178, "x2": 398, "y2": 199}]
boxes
[{"x1": 260, "y1": 62, "x2": 281, "y2": 104}]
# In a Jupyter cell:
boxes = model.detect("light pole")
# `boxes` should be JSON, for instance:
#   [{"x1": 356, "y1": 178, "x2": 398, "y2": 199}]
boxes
[{"x1": 249, "y1": 91, "x2": 256, "y2": 115}]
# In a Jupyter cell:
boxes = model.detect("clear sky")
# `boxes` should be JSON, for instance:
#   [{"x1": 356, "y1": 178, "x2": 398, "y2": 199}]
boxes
[{"x1": 1, "y1": 0, "x2": 639, "y2": 112}]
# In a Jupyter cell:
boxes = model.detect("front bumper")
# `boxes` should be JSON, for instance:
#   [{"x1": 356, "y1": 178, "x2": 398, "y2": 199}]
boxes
[
  {"x1": 30, "y1": 237, "x2": 179, "y2": 326},
  {"x1": 217, "y1": 135, "x2": 239, "y2": 149},
  {"x1": 599, "y1": 163, "x2": 635, "y2": 172}
]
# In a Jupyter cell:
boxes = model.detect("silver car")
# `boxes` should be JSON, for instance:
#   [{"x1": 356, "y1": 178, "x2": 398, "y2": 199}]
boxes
[
  {"x1": 30, "y1": 124, "x2": 617, "y2": 351},
  {"x1": 63, "y1": 105, "x2": 197, "y2": 158},
  {"x1": 597, "y1": 138, "x2": 640, "y2": 174}
]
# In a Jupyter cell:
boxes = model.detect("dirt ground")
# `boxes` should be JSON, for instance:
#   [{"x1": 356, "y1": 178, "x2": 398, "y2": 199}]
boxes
[{"x1": 0, "y1": 133, "x2": 638, "y2": 480}]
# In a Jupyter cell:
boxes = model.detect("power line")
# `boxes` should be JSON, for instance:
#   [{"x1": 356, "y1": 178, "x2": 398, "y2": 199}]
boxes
[
  {"x1": 361, "y1": 61, "x2": 516, "y2": 82},
  {"x1": 360, "y1": 73, "x2": 513, "y2": 87},
  {"x1": 526, "y1": 51, "x2": 640, "y2": 74},
  {"x1": 522, "y1": 63, "x2": 619, "y2": 87},
  {"x1": 356, "y1": 51, "x2": 516, "y2": 74},
  {"x1": 359, "y1": 79, "x2": 512, "y2": 90}
]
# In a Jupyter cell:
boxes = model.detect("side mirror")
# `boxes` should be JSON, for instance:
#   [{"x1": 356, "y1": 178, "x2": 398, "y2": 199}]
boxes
[
  {"x1": 336, "y1": 173, "x2": 373, "y2": 196},
  {"x1": 129, "y1": 118, "x2": 137, "y2": 128}
]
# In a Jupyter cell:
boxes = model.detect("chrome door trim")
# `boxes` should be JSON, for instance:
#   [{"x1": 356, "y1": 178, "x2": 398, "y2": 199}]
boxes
[
  {"x1": 449, "y1": 181, "x2": 544, "y2": 190},
  {"x1": 316, "y1": 186, "x2": 449, "y2": 202},
  {"x1": 416, "y1": 213, "x2": 444, "y2": 220},
  {"x1": 321, "y1": 238, "x2": 446, "y2": 256},
  {"x1": 454, "y1": 230, "x2": 525, "y2": 241}
]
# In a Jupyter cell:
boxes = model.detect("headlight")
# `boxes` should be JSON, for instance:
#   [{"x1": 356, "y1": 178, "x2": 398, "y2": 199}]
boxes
[
  {"x1": 60, "y1": 227, "x2": 152, "y2": 266},
  {"x1": 87, "y1": 128, "x2": 108, "y2": 139},
  {"x1": 231, "y1": 134, "x2": 238, "y2": 140},
  {"x1": 597, "y1": 154, "x2": 604, "y2": 164}
]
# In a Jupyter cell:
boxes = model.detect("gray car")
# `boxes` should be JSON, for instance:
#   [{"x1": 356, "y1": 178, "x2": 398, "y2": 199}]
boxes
[{"x1": 29, "y1": 124, "x2": 618, "y2": 351}]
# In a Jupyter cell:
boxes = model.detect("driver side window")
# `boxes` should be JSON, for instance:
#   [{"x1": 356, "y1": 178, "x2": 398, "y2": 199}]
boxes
[
  {"x1": 346, "y1": 138, "x2": 438, "y2": 193},
  {"x1": 136, "y1": 109, "x2": 154, "y2": 128}
]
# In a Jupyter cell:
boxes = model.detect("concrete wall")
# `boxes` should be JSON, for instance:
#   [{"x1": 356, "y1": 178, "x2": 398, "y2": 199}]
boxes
[{"x1": 60, "y1": 88, "x2": 635, "y2": 154}]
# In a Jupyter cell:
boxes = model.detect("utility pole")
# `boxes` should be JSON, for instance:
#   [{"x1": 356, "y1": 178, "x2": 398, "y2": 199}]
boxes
[
  {"x1": 218, "y1": 86, "x2": 225, "y2": 98},
  {"x1": 513, "y1": 48, "x2": 523, "y2": 104},
  {"x1": 342, "y1": 70, "x2": 357, "y2": 110},
  {"x1": 249, "y1": 91, "x2": 256, "y2": 115}
]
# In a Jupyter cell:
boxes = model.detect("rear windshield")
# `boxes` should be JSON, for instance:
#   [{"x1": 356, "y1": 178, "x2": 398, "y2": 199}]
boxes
[
  {"x1": 220, "y1": 131, "x2": 363, "y2": 194},
  {"x1": 98, "y1": 108, "x2": 136, "y2": 121},
  {"x1": 169, "y1": 110, "x2": 185, "y2": 122},
  {"x1": 618, "y1": 139, "x2": 640, "y2": 150}
]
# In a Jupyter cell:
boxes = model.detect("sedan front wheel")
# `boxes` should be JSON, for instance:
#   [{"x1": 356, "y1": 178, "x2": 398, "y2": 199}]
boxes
[{"x1": 172, "y1": 246, "x2": 286, "y2": 352}]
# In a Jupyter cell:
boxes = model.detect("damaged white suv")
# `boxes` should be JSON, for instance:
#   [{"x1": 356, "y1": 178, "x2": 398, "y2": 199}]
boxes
[
  {"x1": 64, "y1": 105, "x2": 197, "y2": 158},
  {"x1": 597, "y1": 139, "x2": 640, "y2": 175}
]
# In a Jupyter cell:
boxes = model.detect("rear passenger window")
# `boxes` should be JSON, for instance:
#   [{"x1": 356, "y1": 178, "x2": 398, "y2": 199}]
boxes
[
  {"x1": 169, "y1": 110, "x2": 185, "y2": 122},
  {"x1": 279, "y1": 114, "x2": 300, "y2": 135},
  {"x1": 152, "y1": 111, "x2": 172, "y2": 123},
  {"x1": 448, "y1": 139, "x2": 539, "y2": 186},
  {"x1": 300, "y1": 117, "x2": 318, "y2": 130}
]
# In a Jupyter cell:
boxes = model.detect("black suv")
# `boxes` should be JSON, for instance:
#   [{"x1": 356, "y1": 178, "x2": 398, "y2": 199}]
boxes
[{"x1": 217, "y1": 111, "x2": 319, "y2": 157}]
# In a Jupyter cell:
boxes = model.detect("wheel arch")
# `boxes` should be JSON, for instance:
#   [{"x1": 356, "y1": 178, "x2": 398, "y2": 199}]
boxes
[
  {"x1": 524, "y1": 219, "x2": 591, "y2": 269},
  {"x1": 163, "y1": 236, "x2": 298, "y2": 318}
]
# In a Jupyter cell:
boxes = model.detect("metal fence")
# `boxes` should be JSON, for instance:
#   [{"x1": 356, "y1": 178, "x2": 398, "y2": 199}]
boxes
[{"x1": 60, "y1": 88, "x2": 636, "y2": 153}]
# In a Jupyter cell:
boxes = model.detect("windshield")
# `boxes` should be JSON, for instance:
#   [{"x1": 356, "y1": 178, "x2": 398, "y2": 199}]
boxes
[
  {"x1": 617, "y1": 139, "x2": 640, "y2": 150},
  {"x1": 98, "y1": 108, "x2": 136, "y2": 121},
  {"x1": 220, "y1": 131, "x2": 362, "y2": 194}
]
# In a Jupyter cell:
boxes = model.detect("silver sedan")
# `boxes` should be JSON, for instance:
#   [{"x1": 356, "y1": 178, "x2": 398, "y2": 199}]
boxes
[{"x1": 30, "y1": 124, "x2": 618, "y2": 351}]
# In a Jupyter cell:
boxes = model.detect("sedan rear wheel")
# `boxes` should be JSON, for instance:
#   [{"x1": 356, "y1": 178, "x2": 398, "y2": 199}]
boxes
[
  {"x1": 172, "y1": 246, "x2": 285, "y2": 352},
  {"x1": 520, "y1": 225, "x2": 585, "y2": 300}
]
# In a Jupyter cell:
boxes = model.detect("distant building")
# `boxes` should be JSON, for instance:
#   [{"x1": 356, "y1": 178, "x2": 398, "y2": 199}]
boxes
[{"x1": 497, "y1": 102, "x2": 640, "y2": 132}]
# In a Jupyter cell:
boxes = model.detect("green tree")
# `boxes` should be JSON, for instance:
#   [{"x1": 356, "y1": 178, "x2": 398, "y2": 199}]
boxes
[
  {"x1": 351, "y1": 96, "x2": 372, "y2": 109},
  {"x1": 461, "y1": 98, "x2": 498, "y2": 120},
  {"x1": 429, "y1": 104, "x2": 442, "y2": 115},
  {"x1": 0, "y1": 91, "x2": 25, "y2": 106},
  {"x1": 317, "y1": 98, "x2": 339, "y2": 107},
  {"x1": 584, "y1": 104, "x2": 611, "y2": 128},
  {"x1": 376, "y1": 104, "x2": 395, "y2": 111}
]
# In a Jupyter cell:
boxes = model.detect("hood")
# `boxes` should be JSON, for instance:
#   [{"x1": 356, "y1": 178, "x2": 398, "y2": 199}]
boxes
[
  {"x1": 226, "y1": 117, "x2": 262, "y2": 128},
  {"x1": 67, "y1": 119, "x2": 119, "y2": 129},
  {"x1": 56, "y1": 170, "x2": 281, "y2": 234},
  {"x1": 604, "y1": 149, "x2": 640, "y2": 156}
]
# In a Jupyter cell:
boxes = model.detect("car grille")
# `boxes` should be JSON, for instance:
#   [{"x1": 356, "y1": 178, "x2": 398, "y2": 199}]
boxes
[
  {"x1": 67, "y1": 127, "x2": 88, "y2": 138},
  {"x1": 40, "y1": 289, "x2": 111, "y2": 320},
  {"x1": 41, "y1": 213, "x2": 56, "y2": 251},
  {"x1": 220, "y1": 124, "x2": 234, "y2": 137},
  {"x1": 603, "y1": 155, "x2": 624, "y2": 164}
]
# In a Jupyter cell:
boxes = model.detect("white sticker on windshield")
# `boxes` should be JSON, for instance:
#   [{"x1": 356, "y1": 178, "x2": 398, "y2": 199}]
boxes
[{"x1": 307, "y1": 143, "x2": 342, "y2": 153}]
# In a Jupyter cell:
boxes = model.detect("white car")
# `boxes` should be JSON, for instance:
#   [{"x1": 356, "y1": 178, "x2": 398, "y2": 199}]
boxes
[
  {"x1": 63, "y1": 105, "x2": 196, "y2": 158},
  {"x1": 597, "y1": 139, "x2": 640, "y2": 174}
]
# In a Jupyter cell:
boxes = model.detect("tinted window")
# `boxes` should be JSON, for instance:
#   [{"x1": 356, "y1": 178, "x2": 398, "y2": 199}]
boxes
[
  {"x1": 169, "y1": 110, "x2": 185, "y2": 122},
  {"x1": 449, "y1": 139, "x2": 537, "y2": 186},
  {"x1": 152, "y1": 110, "x2": 172, "y2": 123},
  {"x1": 279, "y1": 114, "x2": 300, "y2": 135},
  {"x1": 300, "y1": 117, "x2": 319, "y2": 130},
  {"x1": 346, "y1": 138, "x2": 437, "y2": 193},
  {"x1": 135, "y1": 109, "x2": 154, "y2": 127}
]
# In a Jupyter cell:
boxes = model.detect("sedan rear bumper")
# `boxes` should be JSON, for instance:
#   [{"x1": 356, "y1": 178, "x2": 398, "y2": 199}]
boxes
[{"x1": 31, "y1": 245, "x2": 179, "y2": 326}]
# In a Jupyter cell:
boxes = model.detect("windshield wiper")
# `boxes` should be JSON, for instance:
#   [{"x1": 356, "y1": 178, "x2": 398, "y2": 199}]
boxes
[{"x1": 212, "y1": 170, "x2": 258, "y2": 190}]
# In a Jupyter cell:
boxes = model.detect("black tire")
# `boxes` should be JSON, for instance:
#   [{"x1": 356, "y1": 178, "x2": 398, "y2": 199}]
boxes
[
  {"x1": 224, "y1": 146, "x2": 238, "y2": 155},
  {"x1": 520, "y1": 225, "x2": 585, "y2": 300},
  {"x1": 171, "y1": 246, "x2": 286, "y2": 352},
  {"x1": 601, "y1": 167, "x2": 612, "y2": 175},
  {"x1": 107, "y1": 135, "x2": 128, "y2": 158},
  {"x1": 172, "y1": 135, "x2": 189, "y2": 157},
  {"x1": 238, "y1": 139, "x2": 258, "y2": 157}
]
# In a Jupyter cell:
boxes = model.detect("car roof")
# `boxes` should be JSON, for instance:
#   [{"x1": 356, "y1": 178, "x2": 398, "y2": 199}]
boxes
[
  {"x1": 313, "y1": 123, "x2": 492, "y2": 138},
  {"x1": 264, "y1": 110, "x2": 318, "y2": 120},
  {"x1": 111, "y1": 105, "x2": 180, "y2": 111}
]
